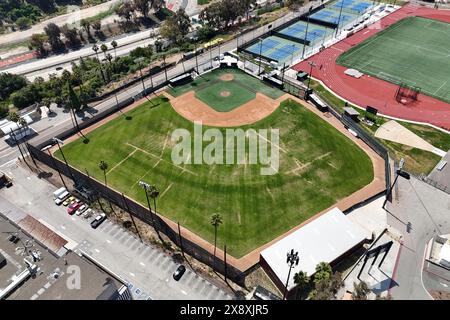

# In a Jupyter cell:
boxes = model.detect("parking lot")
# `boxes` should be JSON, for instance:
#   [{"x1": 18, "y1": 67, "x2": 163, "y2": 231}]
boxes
[{"x1": 0, "y1": 161, "x2": 233, "y2": 300}]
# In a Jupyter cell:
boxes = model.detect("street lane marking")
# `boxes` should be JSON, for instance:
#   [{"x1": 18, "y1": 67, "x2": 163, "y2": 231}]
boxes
[
  {"x1": 94, "y1": 249, "x2": 100, "y2": 253},
  {"x1": 129, "y1": 272, "x2": 135, "y2": 277},
  {"x1": 440, "y1": 282, "x2": 448, "y2": 287},
  {"x1": 140, "y1": 262, "x2": 145, "y2": 267},
  {"x1": 106, "y1": 239, "x2": 111, "y2": 244},
  {"x1": 181, "y1": 290, "x2": 187, "y2": 295}
]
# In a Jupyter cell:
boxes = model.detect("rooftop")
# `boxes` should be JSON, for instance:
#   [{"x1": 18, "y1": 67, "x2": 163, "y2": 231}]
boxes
[
  {"x1": 0, "y1": 214, "x2": 127, "y2": 300},
  {"x1": 260, "y1": 208, "x2": 367, "y2": 290}
]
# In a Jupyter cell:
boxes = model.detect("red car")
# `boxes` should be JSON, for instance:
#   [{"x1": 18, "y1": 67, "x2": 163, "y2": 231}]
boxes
[{"x1": 67, "y1": 202, "x2": 82, "y2": 215}]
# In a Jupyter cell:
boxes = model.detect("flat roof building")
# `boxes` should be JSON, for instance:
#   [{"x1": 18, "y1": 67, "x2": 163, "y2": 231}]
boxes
[
  {"x1": 260, "y1": 208, "x2": 367, "y2": 294},
  {"x1": 0, "y1": 214, "x2": 131, "y2": 300}
]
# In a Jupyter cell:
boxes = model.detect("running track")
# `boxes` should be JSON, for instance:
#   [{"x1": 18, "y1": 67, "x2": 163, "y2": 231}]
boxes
[{"x1": 293, "y1": 5, "x2": 450, "y2": 131}]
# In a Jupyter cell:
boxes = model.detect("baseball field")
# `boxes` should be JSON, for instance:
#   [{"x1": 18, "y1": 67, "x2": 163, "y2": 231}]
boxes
[
  {"x1": 337, "y1": 16, "x2": 450, "y2": 103},
  {"x1": 56, "y1": 69, "x2": 374, "y2": 258}
]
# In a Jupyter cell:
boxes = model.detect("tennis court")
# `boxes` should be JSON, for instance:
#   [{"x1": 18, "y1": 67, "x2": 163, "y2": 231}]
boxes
[
  {"x1": 310, "y1": 7, "x2": 359, "y2": 27},
  {"x1": 337, "y1": 16, "x2": 450, "y2": 104},
  {"x1": 246, "y1": 36, "x2": 304, "y2": 63},
  {"x1": 330, "y1": 0, "x2": 373, "y2": 15},
  {"x1": 276, "y1": 20, "x2": 334, "y2": 45}
]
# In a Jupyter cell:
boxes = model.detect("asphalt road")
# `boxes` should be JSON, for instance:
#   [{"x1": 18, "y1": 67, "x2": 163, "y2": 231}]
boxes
[
  {"x1": 0, "y1": 0, "x2": 123, "y2": 46},
  {"x1": 0, "y1": 161, "x2": 233, "y2": 300},
  {"x1": 2, "y1": 28, "x2": 160, "y2": 81},
  {"x1": 386, "y1": 175, "x2": 450, "y2": 299}
]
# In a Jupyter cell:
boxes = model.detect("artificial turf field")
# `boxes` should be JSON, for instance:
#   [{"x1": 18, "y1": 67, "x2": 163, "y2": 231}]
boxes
[
  {"x1": 56, "y1": 97, "x2": 373, "y2": 258},
  {"x1": 337, "y1": 16, "x2": 450, "y2": 104},
  {"x1": 167, "y1": 68, "x2": 284, "y2": 112}
]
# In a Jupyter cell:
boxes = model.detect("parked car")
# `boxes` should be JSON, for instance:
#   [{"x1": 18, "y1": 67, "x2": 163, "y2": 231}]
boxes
[
  {"x1": 91, "y1": 213, "x2": 107, "y2": 229},
  {"x1": 67, "y1": 202, "x2": 82, "y2": 215},
  {"x1": 63, "y1": 196, "x2": 75, "y2": 206},
  {"x1": 83, "y1": 208, "x2": 95, "y2": 219},
  {"x1": 75, "y1": 204, "x2": 88, "y2": 216},
  {"x1": 173, "y1": 265, "x2": 186, "y2": 281}
]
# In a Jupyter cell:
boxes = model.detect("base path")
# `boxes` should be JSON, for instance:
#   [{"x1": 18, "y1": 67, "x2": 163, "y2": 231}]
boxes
[
  {"x1": 293, "y1": 4, "x2": 450, "y2": 131},
  {"x1": 165, "y1": 91, "x2": 290, "y2": 127},
  {"x1": 375, "y1": 120, "x2": 447, "y2": 157}
]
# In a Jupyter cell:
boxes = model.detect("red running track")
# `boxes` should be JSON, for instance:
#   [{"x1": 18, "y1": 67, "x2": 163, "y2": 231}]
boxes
[{"x1": 293, "y1": 5, "x2": 450, "y2": 131}]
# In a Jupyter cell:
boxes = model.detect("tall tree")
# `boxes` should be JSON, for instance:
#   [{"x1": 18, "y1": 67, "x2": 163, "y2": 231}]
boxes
[
  {"x1": 160, "y1": 8, "x2": 191, "y2": 44},
  {"x1": 116, "y1": 1, "x2": 134, "y2": 21},
  {"x1": 44, "y1": 22, "x2": 63, "y2": 51},
  {"x1": 286, "y1": 0, "x2": 305, "y2": 11},
  {"x1": 61, "y1": 24, "x2": 80, "y2": 48},
  {"x1": 313, "y1": 262, "x2": 332, "y2": 284},
  {"x1": 0, "y1": 73, "x2": 27, "y2": 100},
  {"x1": 210, "y1": 213, "x2": 223, "y2": 269},
  {"x1": 98, "y1": 160, "x2": 109, "y2": 187},
  {"x1": 293, "y1": 271, "x2": 309, "y2": 299},
  {"x1": 111, "y1": 40, "x2": 118, "y2": 59},
  {"x1": 81, "y1": 19, "x2": 92, "y2": 38},
  {"x1": 352, "y1": 281, "x2": 370, "y2": 300},
  {"x1": 29, "y1": 33, "x2": 48, "y2": 56}
]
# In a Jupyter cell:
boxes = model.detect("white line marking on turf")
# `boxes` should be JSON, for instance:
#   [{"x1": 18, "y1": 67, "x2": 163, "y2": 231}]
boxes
[{"x1": 106, "y1": 149, "x2": 138, "y2": 175}]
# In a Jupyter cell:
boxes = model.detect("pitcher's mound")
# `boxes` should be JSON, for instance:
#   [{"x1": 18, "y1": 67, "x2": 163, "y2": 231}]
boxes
[
  {"x1": 220, "y1": 74, "x2": 235, "y2": 81},
  {"x1": 220, "y1": 91, "x2": 231, "y2": 97}
]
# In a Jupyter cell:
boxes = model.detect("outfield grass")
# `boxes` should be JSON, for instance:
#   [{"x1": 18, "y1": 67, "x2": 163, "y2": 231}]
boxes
[
  {"x1": 337, "y1": 16, "x2": 450, "y2": 103},
  {"x1": 167, "y1": 68, "x2": 285, "y2": 100},
  {"x1": 56, "y1": 97, "x2": 373, "y2": 258}
]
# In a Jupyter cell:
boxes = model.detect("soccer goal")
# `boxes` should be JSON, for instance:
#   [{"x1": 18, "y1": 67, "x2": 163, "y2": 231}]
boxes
[{"x1": 395, "y1": 83, "x2": 421, "y2": 105}]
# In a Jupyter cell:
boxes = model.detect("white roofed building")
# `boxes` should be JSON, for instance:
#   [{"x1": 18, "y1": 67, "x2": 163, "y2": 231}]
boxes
[{"x1": 260, "y1": 208, "x2": 367, "y2": 295}]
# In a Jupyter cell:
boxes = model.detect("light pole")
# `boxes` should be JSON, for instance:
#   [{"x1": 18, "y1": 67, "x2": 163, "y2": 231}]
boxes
[
  {"x1": 306, "y1": 60, "x2": 317, "y2": 95},
  {"x1": 42, "y1": 145, "x2": 67, "y2": 189},
  {"x1": 302, "y1": 7, "x2": 313, "y2": 59},
  {"x1": 134, "y1": 57, "x2": 146, "y2": 94},
  {"x1": 258, "y1": 38, "x2": 263, "y2": 75},
  {"x1": 382, "y1": 158, "x2": 410, "y2": 209},
  {"x1": 52, "y1": 137, "x2": 75, "y2": 183},
  {"x1": 283, "y1": 249, "x2": 299, "y2": 300},
  {"x1": 335, "y1": 0, "x2": 346, "y2": 37}
]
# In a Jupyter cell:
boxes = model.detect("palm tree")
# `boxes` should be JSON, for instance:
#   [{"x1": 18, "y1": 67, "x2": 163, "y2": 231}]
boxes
[
  {"x1": 210, "y1": 213, "x2": 223, "y2": 269},
  {"x1": 149, "y1": 185, "x2": 163, "y2": 242},
  {"x1": 314, "y1": 262, "x2": 332, "y2": 284},
  {"x1": 293, "y1": 271, "x2": 309, "y2": 299},
  {"x1": 100, "y1": 44, "x2": 108, "y2": 58},
  {"x1": 92, "y1": 44, "x2": 100, "y2": 60},
  {"x1": 98, "y1": 160, "x2": 108, "y2": 187},
  {"x1": 92, "y1": 44, "x2": 105, "y2": 82},
  {"x1": 111, "y1": 40, "x2": 118, "y2": 59},
  {"x1": 7, "y1": 111, "x2": 27, "y2": 161}
]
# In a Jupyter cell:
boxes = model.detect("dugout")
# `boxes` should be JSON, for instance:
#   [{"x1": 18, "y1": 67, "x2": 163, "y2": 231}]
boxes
[
  {"x1": 262, "y1": 75, "x2": 283, "y2": 89},
  {"x1": 343, "y1": 107, "x2": 360, "y2": 121},
  {"x1": 307, "y1": 92, "x2": 328, "y2": 112},
  {"x1": 169, "y1": 73, "x2": 193, "y2": 86}
]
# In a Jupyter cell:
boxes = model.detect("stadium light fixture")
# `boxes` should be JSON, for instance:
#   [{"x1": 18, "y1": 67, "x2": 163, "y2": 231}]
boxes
[{"x1": 283, "y1": 249, "x2": 300, "y2": 300}]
